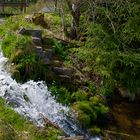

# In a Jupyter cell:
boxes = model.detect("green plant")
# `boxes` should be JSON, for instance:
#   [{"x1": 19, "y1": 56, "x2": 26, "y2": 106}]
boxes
[
  {"x1": 74, "y1": 96, "x2": 109, "y2": 129},
  {"x1": 89, "y1": 126, "x2": 101, "y2": 135},
  {"x1": 53, "y1": 40, "x2": 67, "y2": 59},
  {"x1": 0, "y1": 98, "x2": 61, "y2": 140},
  {"x1": 71, "y1": 89, "x2": 88, "y2": 102},
  {"x1": 49, "y1": 85, "x2": 72, "y2": 105},
  {"x1": 2, "y1": 33, "x2": 32, "y2": 58}
]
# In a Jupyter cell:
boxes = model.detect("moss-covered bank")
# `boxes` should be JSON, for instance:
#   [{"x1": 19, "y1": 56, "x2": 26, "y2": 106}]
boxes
[
  {"x1": 0, "y1": 14, "x2": 109, "y2": 136},
  {"x1": 0, "y1": 98, "x2": 61, "y2": 140}
]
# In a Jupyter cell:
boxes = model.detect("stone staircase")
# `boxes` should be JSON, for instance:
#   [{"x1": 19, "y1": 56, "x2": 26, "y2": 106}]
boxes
[{"x1": 18, "y1": 27, "x2": 73, "y2": 81}]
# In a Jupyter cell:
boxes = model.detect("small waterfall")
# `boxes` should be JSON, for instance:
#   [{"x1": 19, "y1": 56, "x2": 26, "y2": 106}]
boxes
[
  {"x1": 0, "y1": 51, "x2": 82, "y2": 137},
  {"x1": 0, "y1": 15, "x2": 101, "y2": 139}
]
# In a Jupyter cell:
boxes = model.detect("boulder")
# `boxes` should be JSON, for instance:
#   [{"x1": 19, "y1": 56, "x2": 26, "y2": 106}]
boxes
[
  {"x1": 25, "y1": 14, "x2": 48, "y2": 28},
  {"x1": 40, "y1": 7, "x2": 55, "y2": 13},
  {"x1": 32, "y1": 13, "x2": 48, "y2": 28}
]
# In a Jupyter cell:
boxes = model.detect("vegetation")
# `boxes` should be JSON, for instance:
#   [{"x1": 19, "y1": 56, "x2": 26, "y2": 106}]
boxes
[
  {"x1": 0, "y1": 98, "x2": 61, "y2": 140},
  {"x1": 0, "y1": 0, "x2": 140, "y2": 139}
]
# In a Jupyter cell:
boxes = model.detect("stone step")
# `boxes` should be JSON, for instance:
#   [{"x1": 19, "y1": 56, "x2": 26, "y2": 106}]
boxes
[
  {"x1": 34, "y1": 46, "x2": 43, "y2": 52},
  {"x1": 34, "y1": 46, "x2": 43, "y2": 59},
  {"x1": 32, "y1": 37, "x2": 42, "y2": 46},
  {"x1": 18, "y1": 27, "x2": 42, "y2": 38},
  {"x1": 51, "y1": 60, "x2": 62, "y2": 67},
  {"x1": 45, "y1": 47, "x2": 55, "y2": 54},
  {"x1": 42, "y1": 57, "x2": 50, "y2": 64},
  {"x1": 53, "y1": 67, "x2": 73, "y2": 76},
  {"x1": 34, "y1": 47, "x2": 54, "y2": 64},
  {"x1": 43, "y1": 49, "x2": 53, "y2": 59}
]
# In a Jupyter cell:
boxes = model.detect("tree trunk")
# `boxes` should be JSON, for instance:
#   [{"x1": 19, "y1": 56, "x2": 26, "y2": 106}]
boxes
[
  {"x1": 66, "y1": 0, "x2": 81, "y2": 39},
  {"x1": 60, "y1": 7, "x2": 68, "y2": 38},
  {"x1": 54, "y1": 0, "x2": 58, "y2": 11}
]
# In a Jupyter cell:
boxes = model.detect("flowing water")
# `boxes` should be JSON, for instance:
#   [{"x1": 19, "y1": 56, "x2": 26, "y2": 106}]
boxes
[
  {"x1": 0, "y1": 49, "x2": 101, "y2": 140},
  {"x1": 0, "y1": 50, "x2": 84, "y2": 136},
  {"x1": 0, "y1": 17, "x2": 100, "y2": 140}
]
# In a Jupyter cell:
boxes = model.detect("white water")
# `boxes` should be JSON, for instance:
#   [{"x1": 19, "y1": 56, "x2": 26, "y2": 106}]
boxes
[
  {"x1": 0, "y1": 49, "x2": 101, "y2": 140},
  {"x1": 0, "y1": 50, "x2": 102, "y2": 140},
  {"x1": 0, "y1": 51, "x2": 83, "y2": 137},
  {"x1": 0, "y1": 15, "x2": 101, "y2": 139}
]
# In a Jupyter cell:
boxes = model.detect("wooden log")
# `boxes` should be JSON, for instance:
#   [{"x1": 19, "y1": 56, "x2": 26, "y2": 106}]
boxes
[{"x1": 39, "y1": 113, "x2": 67, "y2": 136}]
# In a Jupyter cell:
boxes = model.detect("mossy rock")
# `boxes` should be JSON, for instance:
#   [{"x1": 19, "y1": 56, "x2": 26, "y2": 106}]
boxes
[
  {"x1": 0, "y1": 120, "x2": 17, "y2": 140},
  {"x1": 32, "y1": 13, "x2": 48, "y2": 28}
]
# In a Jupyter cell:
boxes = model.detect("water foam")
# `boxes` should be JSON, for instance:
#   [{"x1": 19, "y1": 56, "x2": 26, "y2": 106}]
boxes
[{"x1": 0, "y1": 51, "x2": 81, "y2": 136}]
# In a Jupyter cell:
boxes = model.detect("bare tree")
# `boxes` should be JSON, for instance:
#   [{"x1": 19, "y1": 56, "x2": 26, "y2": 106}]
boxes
[
  {"x1": 54, "y1": 0, "x2": 58, "y2": 11},
  {"x1": 65, "y1": 0, "x2": 81, "y2": 39}
]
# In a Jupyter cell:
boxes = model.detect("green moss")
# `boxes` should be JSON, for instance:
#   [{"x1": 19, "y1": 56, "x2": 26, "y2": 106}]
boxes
[
  {"x1": 0, "y1": 98, "x2": 60, "y2": 140},
  {"x1": 47, "y1": 127, "x2": 61, "y2": 140},
  {"x1": 71, "y1": 89, "x2": 88, "y2": 102},
  {"x1": 2, "y1": 33, "x2": 32, "y2": 58},
  {"x1": 0, "y1": 120, "x2": 17, "y2": 140},
  {"x1": 78, "y1": 111, "x2": 91, "y2": 128},
  {"x1": 0, "y1": 15, "x2": 41, "y2": 37},
  {"x1": 77, "y1": 101, "x2": 95, "y2": 116},
  {"x1": 89, "y1": 126, "x2": 101, "y2": 135},
  {"x1": 73, "y1": 96, "x2": 108, "y2": 129}
]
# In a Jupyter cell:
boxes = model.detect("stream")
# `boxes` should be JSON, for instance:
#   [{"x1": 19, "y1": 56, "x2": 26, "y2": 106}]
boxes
[
  {"x1": 0, "y1": 17, "x2": 100, "y2": 140},
  {"x1": 0, "y1": 50, "x2": 82, "y2": 135},
  {"x1": 0, "y1": 50, "x2": 101, "y2": 140}
]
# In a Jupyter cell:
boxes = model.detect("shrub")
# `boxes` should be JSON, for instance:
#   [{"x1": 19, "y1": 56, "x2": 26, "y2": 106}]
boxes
[
  {"x1": 74, "y1": 96, "x2": 109, "y2": 128},
  {"x1": 2, "y1": 33, "x2": 32, "y2": 58},
  {"x1": 71, "y1": 89, "x2": 88, "y2": 102},
  {"x1": 49, "y1": 85, "x2": 72, "y2": 105},
  {"x1": 89, "y1": 126, "x2": 101, "y2": 135},
  {"x1": 78, "y1": 111, "x2": 91, "y2": 128}
]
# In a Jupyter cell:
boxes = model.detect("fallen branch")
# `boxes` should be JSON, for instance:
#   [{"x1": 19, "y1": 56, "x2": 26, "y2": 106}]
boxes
[
  {"x1": 104, "y1": 130, "x2": 134, "y2": 138},
  {"x1": 40, "y1": 113, "x2": 67, "y2": 136}
]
